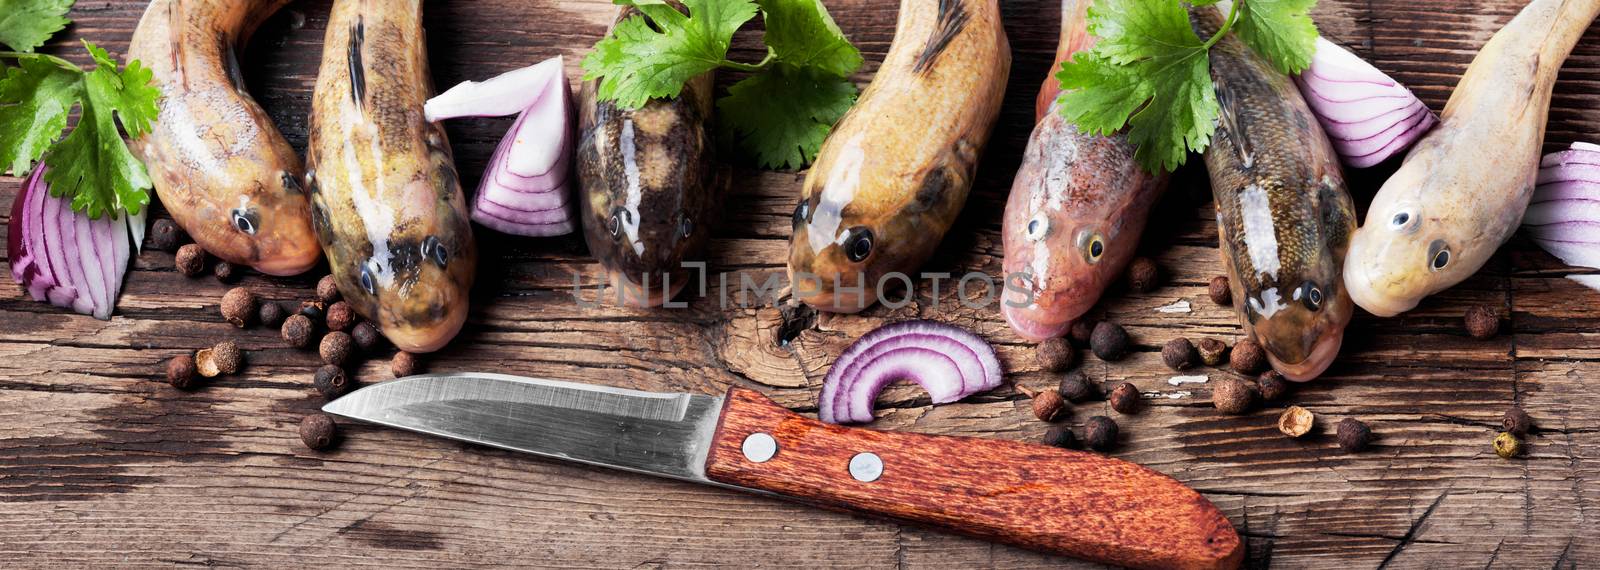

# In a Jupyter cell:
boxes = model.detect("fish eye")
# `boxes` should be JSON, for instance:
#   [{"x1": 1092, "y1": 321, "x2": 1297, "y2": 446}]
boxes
[
  {"x1": 421, "y1": 235, "x2": 448, "y2": 267},
  {"x1": 844, "y1": 226, "x2": 874, "y2": 263},
  {"x1": 679, "y1": 214, "x2": 694, "y2": 238},
  {"x1": 1429, "y1": 239, "x2": 1451, "y2": 271},
  {"x1": 359, "y1": 260, "x2": 378, "y2": 294},
  {"x1": 1089, "y1": 238, "x2": 1104, "y2": 261},
  {"x1": 792, "y1": 200, "x2": 810, "y2": 228},
  {"x1": 231, "y1": 208, "x2": 259, "y2": 235},
  {"x1": 1073, "y1": 230, "x2": 1106, "y2": 263},
  {"x1": 1389, "y1": 209, "x2": 1419, "y2": 233},
  {"x1": 607, "y1": 208, "x2": 629, "y2": 240},
  {"x1": 281, "y1": 172, "x2": 304, "y2": 194},
  {"x1": 1025, "y1": 213, "x2": 1048, "y2": 241},
  {"x1": 1300, "y1": 281, "x2": 1324, "y2": 311}
]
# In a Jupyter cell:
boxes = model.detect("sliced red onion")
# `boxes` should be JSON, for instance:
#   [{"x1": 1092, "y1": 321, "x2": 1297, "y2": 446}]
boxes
[
  {"x1": 1526, "y1": 142, "x2": 1600, "y2": 272},
  {"x1": 426, "y1": 56, "x2": 577, "y2": 237},
  {"x1": 8, "y1": 165, "x2": 141, "y2": 320},
  {"x1": 818, "y1": 320, "x2": 1003, "y2": 425},
  {"x1": 1294, "y1": 37, "x2": 1438, "y2": 168}
]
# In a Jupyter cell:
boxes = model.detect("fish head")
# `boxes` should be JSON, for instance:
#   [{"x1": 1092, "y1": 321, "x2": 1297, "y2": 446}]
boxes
[
  {"x1": 787, "y1": 196, "x2": 892, "y2": 314},
  {"x1": 1344, "y1": 190, "x2": 1465, "y2": 317},
  {"x1": 236, "y1": 170, "x2": 323, "y2": 276},
  {"x1": 1000, "y1": 199, "x2": 1129, "y2": 341},
  {"x1": 584, "y1": 187, "x2": 711, "y2": 307}
]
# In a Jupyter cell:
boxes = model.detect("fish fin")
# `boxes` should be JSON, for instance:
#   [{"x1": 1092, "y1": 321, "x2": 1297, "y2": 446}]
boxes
[
  {"x1": 1213, "y1": 73, "x2": 1254, "y2": 169},
  {"x1": 348, "y1": 18, "x2": 366, "y2": 111},
  {"x1": 914, "y1": 0, "x2": 971, "y2": 74}
]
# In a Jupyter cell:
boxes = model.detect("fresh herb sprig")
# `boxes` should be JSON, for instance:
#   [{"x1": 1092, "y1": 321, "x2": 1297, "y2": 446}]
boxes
[
  {"x1": 1056, "y1": 0, "x2": 1318, "y2": 173},
  {"x1": 0, "y1": 0, "x2": 161, "y2": 219},
  {"x1": 582, "y1": 0, "x2": 863, "y2": 170}
]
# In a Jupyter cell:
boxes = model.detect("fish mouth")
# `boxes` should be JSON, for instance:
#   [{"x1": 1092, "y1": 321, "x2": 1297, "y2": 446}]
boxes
[
  {"x1": 250, "y1": 242, "x2": 322, "y2": 276},
  {"x1": 1344, "y1": 259, "x2": 1417, "y2": 317},
  {"x1": 1002, "y1": 302, "x2": 1072, "y2": 341},
  {"x1": 1264, "y1": 329, "x2": 1343, "y2": 381},
  {"x1": 382, "y1": 305, "x2": 468, "y2": 354}
]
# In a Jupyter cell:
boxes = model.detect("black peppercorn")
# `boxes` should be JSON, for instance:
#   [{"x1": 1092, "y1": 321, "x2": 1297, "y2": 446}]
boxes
[
  {"x1": 213, "y1": 261, "x2": 239, "y2": 283},
  {"x1": 175, "y1": 244, "x2": 206, "y2": 277},
  {"x1": 1058, "y1": 371, "x2": 1097, "y2": 402},
  {"x1": 1257, "y1": 370, "x2": 1290, "y2": 402},
  {"x1": 151, "y1": 218, "x2": 186, "y2": 251},
  {"x1": 299, "y1": 413, "x2": 338, "y2": 451},
  {"x1": 166, "y1": 354, "x2": 196, "y2": 389},
  {"x1": 1032, "y1": 389, "x2": 1066, "y2": 422},
  {"x1": 392, "y1": 351, "x2": 420, "y2": 377},
  {"x1": 258, "y1": 301, "x2": 288, "y2": 328},
  {"x1": 221, "y1": 287, "x2": 257, "y2": 328},
  {"x1": 282, "y1": 314, "x2": 314, "y2": 348},
  {"x1": 1197, "y1": 338, "x2": 1229, "y2": 367},
  {"x1": 1042, "y1": 426, "x2": 1078, "y2": 449},
  {"x1": 320, "y1": 332, "x2": 353, "y2": 366},
  {"x1": 1229, "y1": 339, "x2": 1267, "y2": 375},
  {"x1": 317, "y1": 275, "x2": 341, "y2": 304},
  {"x1": 325, "y1": 301, "x2": 356, "y2": 332},
  {"x1": 351, "y1": 321, "x2": 383, "y2": 352},
  {"x1": 1208, "y1": 275, "x2": 1232, "y2": 306},
  {"x1": 1126, "y1": 257, "x2": 1160, "y2": 293},
  {"x1": 1085, "y1": 416, "x2": 1118, "y2": 451},
  {"x1": 1212, "y1": 377, "x2": 1258, "y2": 415},
  {"x1": 1068, "y1": 320, "x2": 1096, "y2": 345},
  {"x1": 1502, "y1": 407, "x2": 1533, "y2": 436},
  {"x1": 1035, "y1": 337, "x2": 1075, "y2": 372},
  {"x1": 1161, "y1": 337, "x2": 1197, "y2": 370},
  {"x1": 1090, "y1": 321, "x2": 1130, "y2": 361},
  {"x1": 313, "y1": 365, "x2": 350, "y2": 399},
  {"x1": 1465, "y1": 305, "x2": 1500, "y2": 340},
  {"x1": 1109, "y1": 382, "x2": 1140, "y2": 414},
  {"x1": 1337, "y1": 418, "x2": 1373, "y2": 453}
]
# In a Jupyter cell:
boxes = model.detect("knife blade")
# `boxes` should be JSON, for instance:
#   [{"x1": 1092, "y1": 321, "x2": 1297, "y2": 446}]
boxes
[{"x1": 324, "y1": 373, "x2": 1243, "y2": 570}]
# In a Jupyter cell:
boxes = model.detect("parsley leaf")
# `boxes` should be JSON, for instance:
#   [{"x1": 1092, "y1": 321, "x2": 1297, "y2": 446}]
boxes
[
  {"x1": 41, "y1": 41, "x2": 158, "y2": 218},
  {"x1": 718, "y1": 63, "x2": 856, "y2": 170},
  {"x1": 0, "y1": 0, "x2": 73, "y2": 53},
  {"x1": 583, "y1": 0, "x2": 759, "y2": 109},
  {"x1": 756, "y1": 0, "x2": 862, "y2": 77},
  {"x1": 1233, "y1": 0, "x2": 1317, "y2": 74},
  {"x1": 0, "y1": 53, "x2": 79, "y2": 175}
]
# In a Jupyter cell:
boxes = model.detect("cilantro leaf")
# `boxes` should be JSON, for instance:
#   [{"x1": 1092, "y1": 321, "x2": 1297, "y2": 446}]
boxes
[
  {"x1": 756, "y1": 0, "x2": 862, "y2": 77},
  {"x1": 718, "y1": 63, "x2": 856, "y2": 170},
  {"x1": 582, "y1": 0, "x2": 759, "y2": 109},
  {"x1": 0, "y1": 54, "x2": 79, "y2": 175},
  {"x1": 1233, "y1": 0, "x2": 1317, "y2": 74},
  {"x1": 0, "y1": 0, "x2": 73, "y2": 53},
  {"x1": 41, "y1": 41, "x2": 159, "y2": 218}
]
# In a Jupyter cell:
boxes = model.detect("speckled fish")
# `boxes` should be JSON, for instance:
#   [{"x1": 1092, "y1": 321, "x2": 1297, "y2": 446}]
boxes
[
  {"x1": 1344, "y1": 0, "x2": 1600, "y2": 317},
  {"x1": 999, "y1": 0, "x2": 1168, "y2": 341},
  {"x1": 577, "y1": 10, "x2": 720, "y2": 308},
  {"x1": 128, "y1": 0, "x2": 320, "y2": 276},
  {"x1": 1195, "y1": 6, "x2": 1356, "y2": 381},
  {"x1": 306, "y1": 0, "x2": 476, "y2": 353},
  {"x1": 789, "y1": 0, "x2": 1010, "y2": 313}
]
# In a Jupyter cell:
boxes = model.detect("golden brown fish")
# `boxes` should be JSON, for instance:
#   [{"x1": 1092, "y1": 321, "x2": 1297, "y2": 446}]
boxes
[
  {"x1": 306, "y1": 0, "x2": 475, "y2": 353},
  {"x1": 788, "y1": 0, "x2": 1010, "y2": 313},
  {"x1": 129, "y1": 0, "x2": 320, "y2": 276}
]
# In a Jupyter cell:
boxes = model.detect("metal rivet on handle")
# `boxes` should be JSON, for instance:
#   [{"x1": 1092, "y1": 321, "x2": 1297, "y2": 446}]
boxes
[
  {"x1": 742, "y1": 432, "x2": 777, "y2": 463},
  {"x1": 848, "y1": 452, "x2": 883, "y2": 482}
]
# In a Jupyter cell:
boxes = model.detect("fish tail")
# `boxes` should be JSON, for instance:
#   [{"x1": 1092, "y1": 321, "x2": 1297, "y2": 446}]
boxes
[
  {"x1": 1533, "y1": 0, "x2": 1600, "y2": 80},
  {"x1": 1038, "y1": 0, "x2": 1095, "y2": 118}
]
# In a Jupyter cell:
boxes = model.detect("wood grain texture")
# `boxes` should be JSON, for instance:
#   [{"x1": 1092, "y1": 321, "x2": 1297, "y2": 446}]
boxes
[{"x1": 1, "y1": 0, "x2": 1598, "y2": 568}]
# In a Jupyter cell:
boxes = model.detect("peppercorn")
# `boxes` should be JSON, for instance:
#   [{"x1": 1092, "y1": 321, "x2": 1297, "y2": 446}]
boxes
[
  {"x1": 1212, "y1": 377, "x2": 1258, "y2": 415},
  {"x1": 175, "y1": 244, "x2": 206, "y2": 277},
  {"x1": 1337, "y1": 418, "x2": 1373, "y2": 452},
  {"x1": 1035, "y1": 338, "x2": 1075, "y2": 372},
  {"x1": 213, "y1": 261, "x2": 239, "y2": 283},
  {"x1": 1208, "y1": 275, "x2": 1232, "y2": 306},
  {"x1": 210, "y1": 340, "x2": 243, "y2": 375},
  {"x1": 299, "y1": 300, "x2": 325, "y2": 322},
  {"x1": 1229, "y1": 339, "x2": 1266, "y2": 375},
  {"x1": 220, "y1": 287, "x2": 257, "y2": 328},
  {"x1": 299, "y1": 413, "x2": 338, "y2": 451},
  {"x1": 258, "y1": 301, "x2": 288, "y2": 328},
  {"x1": 1058, "y1": 371, "x2": 1097, "y2": 402},
  {"x1": 392, "y1": 351, "x2": 420, "y2": 377},
  {"x1": 1465, "y1": 304, "x2": 1500, "y2": 340},
  {"x1": 151, "y1": 218, "x2": 186, "y2": 251},
  {"x1": 1032, "y1": 389, "x2": 1066, "y2": 422},
  {"x1": 320, "y1": 332, "x2": 353, "y2": 366},
  {"x1": 281, "y1": 314, "x2": 314, "y2": 348},
  {"x1": 1197, "y1": 338, "x2": 1229, "y2": 367},
  {"x1": 1109, "y1": 382, "x2": 1140, "y2": 414},
  {"x1": 1278, "y1": 406, "x2": 1314, "y2": 438},
  {"x1": 1068, "y1": 320, "x2": 1096, "y2": 345},
  {"x1": 165, "y1": 354, "x2": 196, "y2": 389},
  {"x1": 1084, "y1": 416, "x2": 1118, "y2": 451},
  {"x1": 1493, "y1": 432, "x2": 1522, "y2": 459},
  {"x1": 316, "y1": 275, "x2": 341, "y2": 304},
  {"x1": 1161, "y1": 337, "x2": 1197, "y2": 370},
  {"x1": 1126, "y1": 257, "x2": 1160, "y2": 293},
  {"x1": 351, "y1": 321, "x2": 383, "y2": 352},
  {"x1": 1257, "y1": 370, "x2": 1290, "y2": 402},
  {"x1": 1090, "y1": 321, "x2": 1130, "y2": 361},
  {"x1": 325, "y1": 301, "x2": 356, "y2": 332},
  {"x1": 1502, "y1": 407, "x2": 1534, "y2": 436},
  {"x1": 313, "y1": 365, "x2": 350, "y2": 399},
  {"x1": 1042, "y1": 426, "x2": 1078, "y2": 449},
  {"x1": 195, "y1": 348, "x2": 221, "y2": 378}
]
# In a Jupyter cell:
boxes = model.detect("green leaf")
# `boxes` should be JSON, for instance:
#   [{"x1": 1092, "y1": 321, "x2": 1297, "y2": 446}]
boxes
[
  {"x1": 0, "y1": 0, "x2": 73, "y2": 53},
  {"x1": 1234, "y1": 0, "x2": 1318, "y2": 74},
  {"x1": 718, "y1": 63, "x2": 856, "y2": 170},
  {"x1": 582, "y1": 0, "x2": 760, "y2": 109},
  {"x1": 756, "y1": 0, "x2": 862, "y2": 77},
  {"x1": 0, "y1": 53, "x2": 80, "y2": 176},
  {"x1": 42, "y1": 41, "x2": 159, "y2": 218}
]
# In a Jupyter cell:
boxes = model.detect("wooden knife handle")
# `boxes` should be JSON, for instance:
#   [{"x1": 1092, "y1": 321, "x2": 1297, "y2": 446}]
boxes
[{"x1": 703, "y1": 388, "x2": 1243, "y2": 570}]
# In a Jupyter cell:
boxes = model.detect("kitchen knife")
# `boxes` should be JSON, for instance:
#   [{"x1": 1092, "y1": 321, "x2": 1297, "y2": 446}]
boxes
[{"x1": 322, "y1": 372, "x2": 1243, "y2": 570}]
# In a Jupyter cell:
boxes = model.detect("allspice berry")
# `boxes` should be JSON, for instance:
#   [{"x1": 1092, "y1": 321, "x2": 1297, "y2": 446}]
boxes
[
  {"x1": 1257, "y1": 370, "x2": 1290, "y2": 402},
  {"x1": 209, "y1": 340, "x2": 243, "y2": 375},
  {"x1": 175, "y1": 244, "x2": 206, "y2": 277},
  {"x1": 166, "y1": 354, "x2": 196, "y2": 389},
  {"x1": 1212, "y1": 377, "x2": 1258, "y2": 415},
  {"x1": 1502, "y1": 407, "x2": 1533, "y2": 436},
  {"x1": 1058, "y1": 371, "x2": 1097, "y2": 402},
  {"x1": 392, "y1": 351, "x2": 420, "y2": 377},
  {"x1": 220, "y1": 287, "x2": 257, "y2": 328},
  {"x1": 1197, "y1": 338, "x2": 1229, "y2": 367},
  {"x1": 299, "y1": 413, "x2": 338, "y2": 451},
  {"x1": 1090, "y1": 321, "x2": 1130, "y2": 361},
  {"x1": 1465, "y1": 305, "x2": 1500, "y2": 340},
  {"x1": 320, "y1": 332, "x2": 353, "y2": 366},
  {"x1": 281, "y1": 314, "x2": 314, "y2": 348},
  {"x1": 1035, "y1": 338, "x2": 1075, "y2": 372},
  {"x1": 1042, "y1": 426, "x2": 1078, "y2": 450},
  {"x1": 1208, "y1": 275, "x2": 1232, "y2": 306},
  {"x1": 1161, "y1": 337, "x2": 1197, "y2": 370},
  {"x1": 1337, "y1": 418, "x2": 1373, "y2": 452},
  {"x1": 1126, "y1": 257, "x2": 1160, "y2": 293},
  {"x1": 1229, "y1": 339, "x2": 1266, "y2": 375},
  {"x1": 151, "y1": 218, "x2": 186, "y2": 252},
  {"x1": 1068, "y1": 320, "x2": 1096, "y2": 345},
  {"x1": 313, "y1": 365, "x2": 350, "y2": 399},
  {"x1": 351, "y1": 322, "x2": 383, "y2": 352},
  {"x1": 213, "y1": 261, "x2": 239, "y2": 283},
  {"x1": 1278, "y1": 406, "x2": 1314, "y2": 438},
  {"x1": 1084, "y1": 416, "x2": 1118, "y2": 451},
  {"x1": 1108, "y1": 382, "x2": 1140, "y2": 414},
  {"x1": 1493, "y1": 432, "x2": 1522, "y2": 459},
  {"x1": 325, "y1": 301, "x2": 356, "y2": 332},
  {"x1": 258, "y1": 301, "x2": 288, "y2": 328},
  {"x1": 316, "y1": 275, "x2": 341, "y2": 304},
  {"x1": 1032, "y1": 389, "x2": 1066, "y2": 422},
  {"x1": 195, "y1": 348, "x2": 221, "y2": 378}
]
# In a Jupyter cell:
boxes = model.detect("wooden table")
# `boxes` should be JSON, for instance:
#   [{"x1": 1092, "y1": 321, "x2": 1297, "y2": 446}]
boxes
[{"x1": 2, "y1": 0, "x2": 1597, "y2": 567}]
